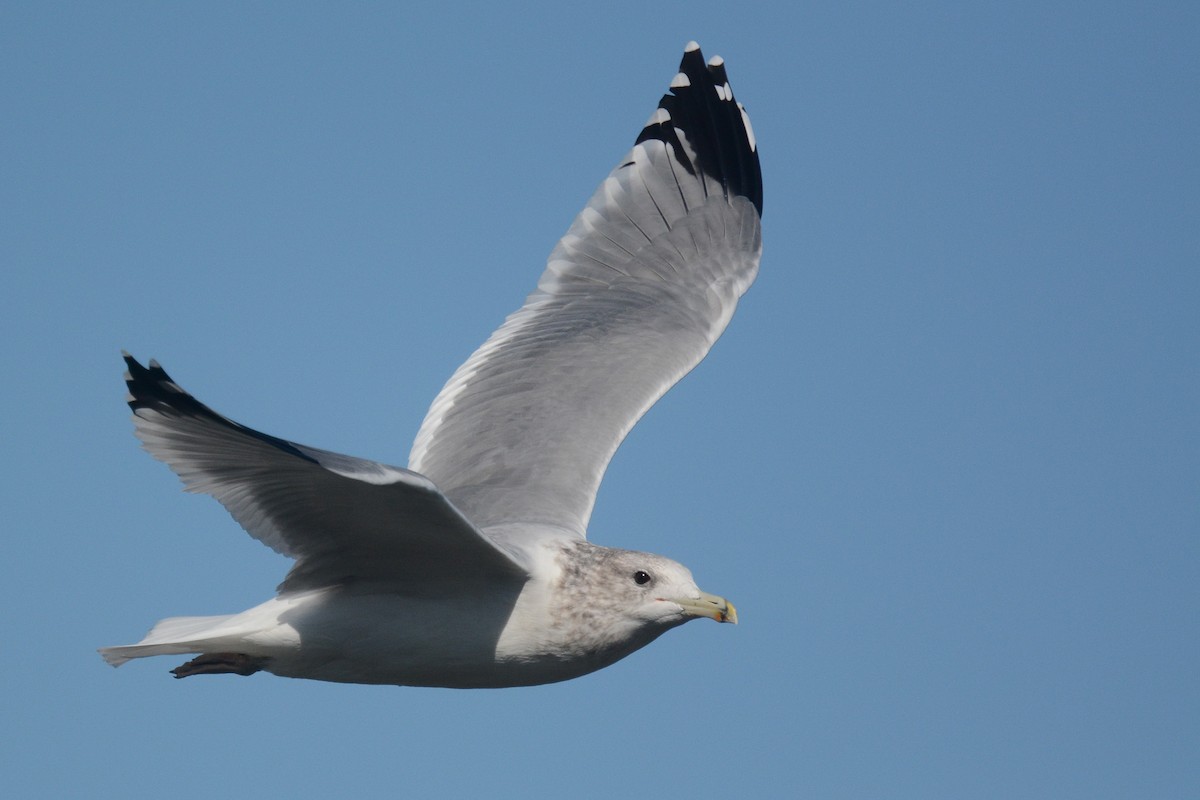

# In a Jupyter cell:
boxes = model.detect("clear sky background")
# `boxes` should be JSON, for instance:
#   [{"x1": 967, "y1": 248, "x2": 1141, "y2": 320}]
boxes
[{"x1": 2, "y1": 3, "x2": 1196, "y2": 798}]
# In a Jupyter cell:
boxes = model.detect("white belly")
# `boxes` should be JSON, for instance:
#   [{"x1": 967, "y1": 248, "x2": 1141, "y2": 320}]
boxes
[{"x1": 225, "y1": 585, "x2": 655, "y2": 688}]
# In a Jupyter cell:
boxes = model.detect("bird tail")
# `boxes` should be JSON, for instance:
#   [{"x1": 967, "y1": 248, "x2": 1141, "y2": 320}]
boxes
[{"x1": 99, "y1": 614, "x2": 238, "y2": 667}]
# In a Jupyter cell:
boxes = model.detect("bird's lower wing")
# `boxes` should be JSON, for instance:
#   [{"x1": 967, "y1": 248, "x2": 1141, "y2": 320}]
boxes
[{"x1": 123, "y1": 353, "x2": 527, "y2": 593}]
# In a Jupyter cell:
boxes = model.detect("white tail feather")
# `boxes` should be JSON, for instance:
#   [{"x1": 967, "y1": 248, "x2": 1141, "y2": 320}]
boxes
[{"x1": 99, "y1": 614, "x2": 237, "y2": 667}]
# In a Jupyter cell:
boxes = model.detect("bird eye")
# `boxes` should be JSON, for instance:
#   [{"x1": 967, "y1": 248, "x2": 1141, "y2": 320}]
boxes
[{"x1": 633, "y1": 570, "x2": 652, "y2": 585}]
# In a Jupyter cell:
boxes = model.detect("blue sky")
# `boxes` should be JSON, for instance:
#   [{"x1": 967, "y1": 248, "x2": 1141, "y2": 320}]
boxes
[{"x1": 2, "y1": 2, "x2": 1196, "y2": 798}]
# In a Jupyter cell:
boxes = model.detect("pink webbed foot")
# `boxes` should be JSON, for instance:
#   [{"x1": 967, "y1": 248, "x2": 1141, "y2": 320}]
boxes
[{"x1": 171, "y1": 652, "x2": 266, "y2": 678}]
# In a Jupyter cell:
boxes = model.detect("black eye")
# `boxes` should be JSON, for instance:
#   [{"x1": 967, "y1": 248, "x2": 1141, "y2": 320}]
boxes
[{"x1": 633, "y1": 570, "x2": 651, "y2": 585}]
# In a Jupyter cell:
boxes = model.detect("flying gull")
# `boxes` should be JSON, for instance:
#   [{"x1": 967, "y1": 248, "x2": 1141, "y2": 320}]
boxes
[{"x1": 100, "y1": 41, "x2": 762, "y2": 688}]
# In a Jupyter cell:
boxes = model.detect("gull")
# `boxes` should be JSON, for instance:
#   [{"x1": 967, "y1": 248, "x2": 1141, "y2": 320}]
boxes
[{"x1": 100, "y1": 41, "x2": 762, "y2": 688}]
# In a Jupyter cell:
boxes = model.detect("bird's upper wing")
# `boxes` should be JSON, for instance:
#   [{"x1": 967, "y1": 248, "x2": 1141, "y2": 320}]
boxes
[
  {"x1": 408, "y1": 42, "x2": 762, "y2": 538},
  {"x1": 123, "y1": 354, "x2": 528, "y2": 593}
]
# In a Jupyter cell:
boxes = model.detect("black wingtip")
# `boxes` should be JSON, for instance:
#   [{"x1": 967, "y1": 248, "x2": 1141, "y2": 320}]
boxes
[
  {"x1": 635, "y1": 42, "x2": 762, "y2": 216},
  {"x1": 122, "y1": 352, "x2": 209, "y2": 418},
  {"x1": 121, "y1": 351, "x2": 320, "y2": 464}
]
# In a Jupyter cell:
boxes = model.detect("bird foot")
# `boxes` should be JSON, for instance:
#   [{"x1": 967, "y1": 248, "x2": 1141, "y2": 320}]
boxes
[{"x1": 171, "y1": 652, "x2": 265, "y2": 679}]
